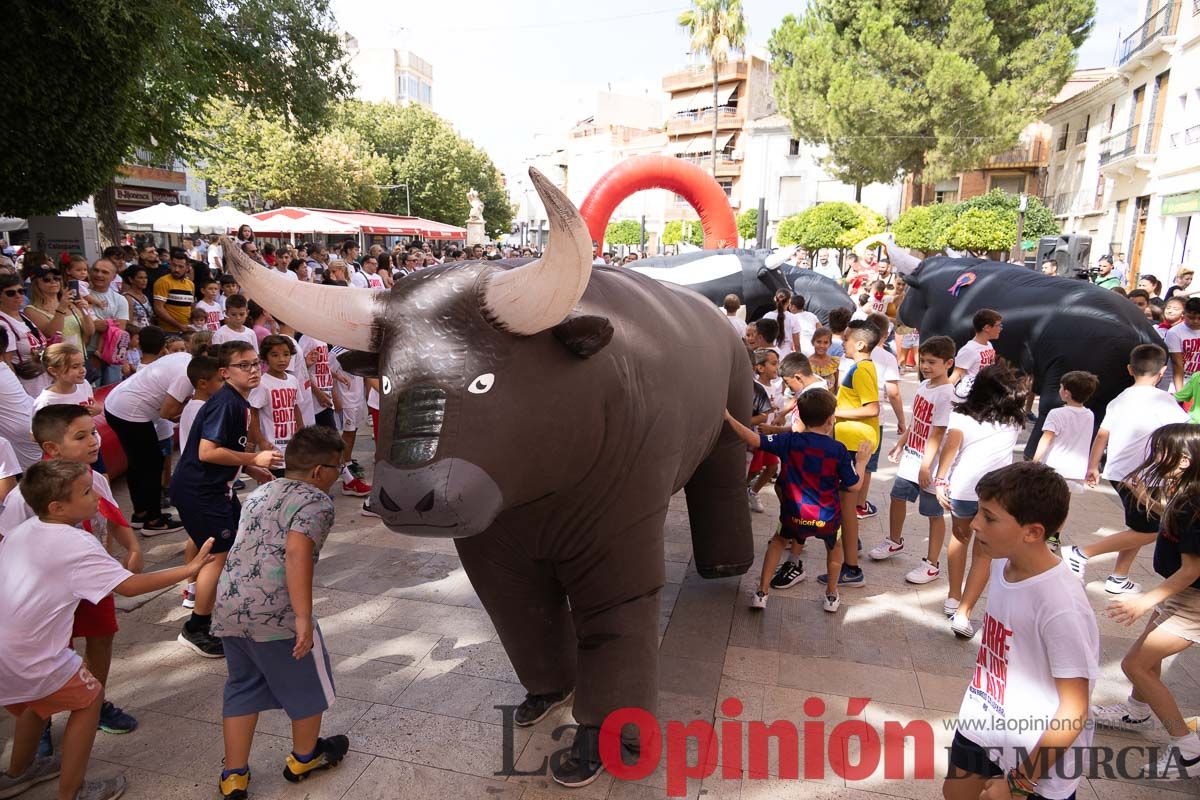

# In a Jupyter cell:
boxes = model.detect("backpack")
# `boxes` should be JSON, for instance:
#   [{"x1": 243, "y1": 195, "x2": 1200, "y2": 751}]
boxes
[{"x1": 97, "y1": 323, "x2": 130, "y2": 365}]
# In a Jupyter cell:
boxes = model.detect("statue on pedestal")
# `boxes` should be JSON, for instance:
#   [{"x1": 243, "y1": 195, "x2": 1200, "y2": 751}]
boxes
[{"x1": 467, "y1": 188, "x2": 485, "y2": 223}]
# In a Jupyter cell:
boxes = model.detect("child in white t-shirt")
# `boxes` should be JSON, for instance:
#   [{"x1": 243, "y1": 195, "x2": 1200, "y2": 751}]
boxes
[
  {"x1": 0, "y1": 460, "x2": 214, "y2": 800},
  {"x1": 211, "y1": 295, "x2": 257, "y2": 348},
  {"x1": 1032, "y1": 370, "x2": 1099, "y2": 514},
  {"x1": 330, "y1": 344, "x2": 371, "y2": 497},
  {"x1": 747, "y1": 349, "x2": 785, "y2": 512},
  {"x1": 873, "y1": 336, "x2": 956, "y2": 583},
  {"x1": 249, "y1": 336, "x2": 303, "y2": 461},
  {"x1": 33, "y1": 343, "x2": 101, "y2": 417},
  {"x1": 194, "y1": 279, "x2": 224, "y2": 332},
  {"x1": 1167, "y1": 297, "x2": 1200, "y2": 391},
  {"x1": 933, "y1": 364, "x2": 1026, "y2": 640},
  {"x1": 952, "y1": 308, "x2": 1002, "y2": 399},
  {"x1": 944, "y1": 462, "x2": 1098, "y2": 800}
]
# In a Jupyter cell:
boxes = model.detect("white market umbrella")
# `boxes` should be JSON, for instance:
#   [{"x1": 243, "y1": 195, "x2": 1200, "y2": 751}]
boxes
[
  {"x1": 200, "y1": 205, "x2": 260, "y2": 232},
  {"x1": 123, "y1": 202, "x2": 215, "y2": 233},
  {"x1": 251, "y1": 210, "x2": 358, "y2": 236}
]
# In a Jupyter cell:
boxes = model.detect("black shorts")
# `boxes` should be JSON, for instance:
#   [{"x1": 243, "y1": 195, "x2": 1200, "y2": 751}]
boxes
[
  {"x1": 776, "y1": 521, "x2": 839, "y2": 551},
  {"x1": 1111, "y1": 480, "x2": 1160, "y2": 533},
  {"x1": 176, "y1": 494, "x2": 241, "y2": 554},
  {"x1": 947, "y1": 733, "x2": 1074, "y2": 800}
]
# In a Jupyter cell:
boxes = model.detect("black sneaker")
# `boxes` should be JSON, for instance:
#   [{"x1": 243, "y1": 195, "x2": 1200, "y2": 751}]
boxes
[
  {"x1": 97, "y1": 701, "x2": 138, "y2": 734},
  {"x1": 349, "y1": 460, "x2": 366, "y2": 480},
  {"x1": 283, "y1": 735, "x2": 350, "y2": 783},
  {"x1": 177, "y1": 625, "x2": 225, "y2": 658},
  {"x1": 141, "y1": 515, "x2": 184, "y2": 536},
  {"x1": 551, "y1": 726, "x2": 606, "y2": 788},
  {"x1": 514, "y1": 689, "x2": 574, "y2": 727},
  {"x1": 770, "y1": 561, "x2": 805, "y2": 589}
]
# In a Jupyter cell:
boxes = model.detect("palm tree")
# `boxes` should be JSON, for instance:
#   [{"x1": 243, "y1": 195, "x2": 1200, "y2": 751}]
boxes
[{"x1": 678, "y1": 0, "x2": 747, "y2": 177}]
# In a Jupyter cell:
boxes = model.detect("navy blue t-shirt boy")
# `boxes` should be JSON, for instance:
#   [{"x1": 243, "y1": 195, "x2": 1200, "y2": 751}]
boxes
[
  {"x1": 758, "y1": 430, "x2": 860, "y2": 539},
  {"x1": 170, "y1": 383, "x2": 251, "y2": 553}
]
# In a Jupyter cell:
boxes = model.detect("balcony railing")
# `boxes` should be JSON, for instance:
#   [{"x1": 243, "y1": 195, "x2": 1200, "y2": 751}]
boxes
[
  {"x1": 1100, "y1": 124, "x2": 1160, "y2": 164},
  {"x1": 1047, "y1": 191, "x2": 1102, "y2": 216},
  {"x1": 675, "y1": 154, "x2": 741, "y2": 168},
  {"x1": 987, "y1": 140, "x2": 1049, "y2": 166},
  {"x1": 1171, "y1": 124, "x2": 1200, "y2": 148},
  {"x1": 669, "y1": 105, "x2": 740, "y2": 123},
  {"x1": 1119, "y1": 2, "x2": 1179, "y2": 65}
]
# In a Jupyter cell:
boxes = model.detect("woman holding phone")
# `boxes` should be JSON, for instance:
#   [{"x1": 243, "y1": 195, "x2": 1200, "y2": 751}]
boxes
[{"x1": 23, "y1": 263, "x2": 93, "y2": 353}]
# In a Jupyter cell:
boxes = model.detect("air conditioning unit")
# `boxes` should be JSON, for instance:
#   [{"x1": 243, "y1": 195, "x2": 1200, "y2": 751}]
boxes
[{"x1": 729, "y1": 150, "x2": 744, "y2": 161}]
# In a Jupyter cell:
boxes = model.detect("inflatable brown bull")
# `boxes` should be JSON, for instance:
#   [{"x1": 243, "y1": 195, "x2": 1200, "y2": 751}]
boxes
[{"x1": 225, "y1": 168, "x2": 754, "y2": 778}]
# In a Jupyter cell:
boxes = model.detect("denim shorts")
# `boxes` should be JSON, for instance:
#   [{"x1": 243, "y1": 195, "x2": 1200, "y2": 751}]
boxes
[
  {"x1": 950, "y1": 498, "x2": 978, "y2": 520},
  {"x1": 222, "y1": 625, "x2": 335, "y2": 720},
  {"x1": 890, "y1": 476, "x2": 944, "y2": 518}
]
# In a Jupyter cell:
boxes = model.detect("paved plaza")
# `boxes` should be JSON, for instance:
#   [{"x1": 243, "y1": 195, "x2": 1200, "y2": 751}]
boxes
[{"x1": 5, "y1": 372, "x2": 1200, "y2": 799}]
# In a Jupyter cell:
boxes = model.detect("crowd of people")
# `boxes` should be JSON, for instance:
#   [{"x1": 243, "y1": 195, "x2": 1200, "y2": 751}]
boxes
[{"x1": 728, "y1": 246, "x2": 1200, "y2": 793}]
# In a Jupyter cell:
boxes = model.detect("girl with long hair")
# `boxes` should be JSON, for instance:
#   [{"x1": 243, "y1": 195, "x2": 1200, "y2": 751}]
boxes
[
  {"x1": 23, "y1": 264, "x2": 93, "y2": 356},
  {"x1": 933, "y1": 363, "x2": 1027, "y2": 639},
  {"x1": 761, "y1": 289, "x2": 800, "y2": 357},
  {"x1": 1094, "y1": 424, "x2": 1200, "y2": 777},
  {"x1": 33, "y1": 343, "x2": 101, "y2": 416}
]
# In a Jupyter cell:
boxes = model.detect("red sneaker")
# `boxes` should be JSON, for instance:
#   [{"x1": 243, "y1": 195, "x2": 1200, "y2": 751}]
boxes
[{"x1": 341, "y1": 478, "x2": 372, "y2": 497}]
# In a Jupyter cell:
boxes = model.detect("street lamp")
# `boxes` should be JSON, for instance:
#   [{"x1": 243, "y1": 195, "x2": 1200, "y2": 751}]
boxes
[
  {"x1": 375, "y1": 184, "x2": 412, "y2": 216},
  {"x1": 1013, "y1": 192, "x2": 1028, "y2": 265}
]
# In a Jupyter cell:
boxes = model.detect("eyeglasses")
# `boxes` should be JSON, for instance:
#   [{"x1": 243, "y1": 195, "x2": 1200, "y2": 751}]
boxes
[
  {"x1": 1, "y1": 288, "x2": 22, "y2": 297},
  {"x1": 227, "y1": 361, "x2": 261, "y2": 372},
  {"x1": 38, "y1": 274, "x2": 61, "y2": 282}
]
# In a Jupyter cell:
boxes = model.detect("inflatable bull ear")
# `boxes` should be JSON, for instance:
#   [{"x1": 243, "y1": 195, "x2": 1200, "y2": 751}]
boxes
[
  {"x1": 480, "y1": 168, "x2": 594, "y2": 336},
  {"x1": 222, "y1": 236, "x2": 388, "y2": 352},
  {"x1": 854, "y1": 232, "x2": 922, "y2": 278}
]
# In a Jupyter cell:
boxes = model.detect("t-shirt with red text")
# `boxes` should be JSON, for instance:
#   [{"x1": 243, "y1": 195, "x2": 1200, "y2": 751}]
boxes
[
  {"x1": 956, "y1": 560, "x2": 1098, "y2": 799},
  {"x1": 194, "y1": 300, "x2": 223, "y2": 332},
  {"x1": 300, "y1": 336, "x2": 333, "y2": 395},
  {"x1": 1166, "y1": 324, "x2": 1200, "y2": 384},
  {"x1": 250, "y1": 372, "x2": 302, "y2": 451},
  {"x1": 954, "y1": 339, "x2": 996, "y2": 399},
  {"x1": 897, "y1": 380, "x2": 955, "y2": 484}
]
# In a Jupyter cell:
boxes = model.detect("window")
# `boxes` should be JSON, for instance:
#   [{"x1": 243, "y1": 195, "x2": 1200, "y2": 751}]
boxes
[
  {"x1": 1076, "y1": 115, "x2": 1089, "y2": 145},
  {"x1": 788, "y1": 138, "x2": 801, "y2": 156},
  {"x1": 718, "y1": 180, "x2": 733, "y2": 198},
  {"x1": 778, "y1": 176, "x2": 805, "y2": 215},
  {"x1": 934, "y1": 189, "x2": 959, "y2": 204},
  {"x1": 1057, "y1": 125, "x2": 1069, "y2": 151},
  {"x1": 989, "y1": 175, "x2": 1025, "y2": 195}
]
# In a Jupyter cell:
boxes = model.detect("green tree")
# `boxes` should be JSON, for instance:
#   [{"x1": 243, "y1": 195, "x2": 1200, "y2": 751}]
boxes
[
  {"x1": 956, "y1": 189, "x2": 1059, "y2": 242},
  {"x1": 3, "y1": 0, "x2": 352, "y2": 242},
  {"x1": 768, "y1": 0, "x2": 1094, "y2": 187},
  {"x1": 892, "y1": 203, "x2": 958, "y2": 252},
  {"x1": 736, "y1": 208, "x2": 758, "y2": 243},
  {"x1": 775, "y1": 214, "x2": 807, "y2": 247},
  {"x1": 663, "y1": 220, "x2": 705, "y2": 247},
  {"x1": 337, "y1": 101, "x2": 512, "y2": 236},
  {"x1": 678, "y1": 0, "x2": 747, "y2": 177},
  {"x1": 943, "y1": 208, "x2": 1014, "y2": 254},
  {"x1": 605, "y1": 220, "x2": 642, "y2": 247},
  {"x1": 775, "y1": 202, "x2": 882, "y2": 251}
]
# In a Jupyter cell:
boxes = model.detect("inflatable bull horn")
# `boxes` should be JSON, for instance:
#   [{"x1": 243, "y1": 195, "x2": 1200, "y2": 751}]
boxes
[{"x1": 854, "y1": 232, "x2": 922, "y2": 278}]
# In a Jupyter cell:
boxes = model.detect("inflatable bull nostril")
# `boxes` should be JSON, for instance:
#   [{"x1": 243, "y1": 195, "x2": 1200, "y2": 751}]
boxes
[{"x1": 415, "y1": 490, "x2": 435, "y2": 513}]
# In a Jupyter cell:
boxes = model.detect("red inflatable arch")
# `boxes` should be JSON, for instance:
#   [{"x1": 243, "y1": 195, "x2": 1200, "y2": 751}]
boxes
[{"x1": 579, "y1": 155, "x2": 738, "y2": 256}]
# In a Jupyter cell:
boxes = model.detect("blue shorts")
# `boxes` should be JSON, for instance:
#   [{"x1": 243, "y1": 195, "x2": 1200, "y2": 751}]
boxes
[
  {"x1": 890, "y1": 476, "x2": 944, "y2": 518},
  {"x1": 174, "y1": 493, "x2": 241, "y2": 554},
  {"x1": 159, "y1": 437, "x2": 173, "y2": 458},
  {"x1": 866, "y1": 435, "x2": 882, "y2": 473},
  {"x1": 950, "y1": 499, "x2": 978, "y2": 520},
  {"x1": 222, "y1": 625, "x2": 335, "y2": 720}
]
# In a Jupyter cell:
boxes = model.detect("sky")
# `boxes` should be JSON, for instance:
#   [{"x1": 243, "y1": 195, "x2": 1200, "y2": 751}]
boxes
[{"x1": 332, "y1": 0, "x2": 1141, "y2": 183}]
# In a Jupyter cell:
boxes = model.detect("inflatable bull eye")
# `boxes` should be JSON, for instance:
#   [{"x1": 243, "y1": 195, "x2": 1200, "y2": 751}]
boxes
[
  {"x1": 382, "y1": 376, "x2": 393, "y2": 395},
  {"x1": 468, "y1": 373, "x2": 495, "y2": 394}
]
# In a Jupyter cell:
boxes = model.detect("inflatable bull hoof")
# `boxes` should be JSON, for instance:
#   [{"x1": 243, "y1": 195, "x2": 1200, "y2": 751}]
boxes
[{"x1": 225, "y1": 168, "x2": 755, "y2": 729}]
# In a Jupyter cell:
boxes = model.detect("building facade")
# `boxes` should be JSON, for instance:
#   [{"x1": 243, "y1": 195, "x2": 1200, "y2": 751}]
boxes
[
  {"x1": 343, "y1": 34, "x2": 433, "y2": 107},
  {"x1": 1045, "y1": 0, "x2": 1199, "y2": 284}
]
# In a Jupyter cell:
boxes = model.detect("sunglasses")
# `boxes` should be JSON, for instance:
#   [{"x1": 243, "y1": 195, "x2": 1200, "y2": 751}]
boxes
[
  {"x1": 38, "y1": 274, "x2": 61, "y2": 282},
  {"x1": 2, "y1": 288, "x2": 22, "y2": 297}
]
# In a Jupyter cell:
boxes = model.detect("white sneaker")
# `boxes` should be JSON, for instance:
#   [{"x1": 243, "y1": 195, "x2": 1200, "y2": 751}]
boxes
[
  {"x1": 1149, "y1": 744, "x2": 1200, "y2": 780},
  {"x1": 1105, "y1": 576, "x2": 1142, "y2": 595},
  {"x1": 943, "y1": 597, "x2": 960, "y2": 618},
  {"x1": 747, "y1": 491, "x2": 764, "y2": 513},
  {"x1": 950, "y1": 612, "x2": 975, "y2": 639},
  {"x1": 750, "y1": 591, "x2": 768, "y2": 609},
  {"x1": 905, "y1": 559, "x2": 941, "y2": 584},
  {"x1": 868, "y1": 538, "x2": 904, "y2": 560},
  {"x1": 1063, "y1": 545, "x2": 1088, "y2": 580},
  {"x1": 0, "y1": 755, "x2": 61, "y2": 797},
  {"x1": 823, "y1": 593, "x2": 840, "y2": 613},
  {"x1": 1091, "y1": 701, "x2": 1156, "y2": 733}
]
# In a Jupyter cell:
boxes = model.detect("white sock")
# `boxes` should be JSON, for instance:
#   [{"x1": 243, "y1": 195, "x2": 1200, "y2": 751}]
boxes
[
  {"x1": 1170, "y1": 731, "x2": 1200, "y2": 756},
  {"x1": 186, "y1": 582, "x2": 196, "y2": 593},
  {"x1": 1127, "y1": 695, "x2": 1152, "y2": 715},
  {"x1": 787, "y1": 554, "x2": 800, "y2": 565},
  {"x1": 341, "y1": 466, "x2": 355, "y2": 483}
]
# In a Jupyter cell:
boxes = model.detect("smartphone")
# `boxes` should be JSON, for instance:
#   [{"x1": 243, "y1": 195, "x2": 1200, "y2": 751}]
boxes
[{"x1": 68, "y1": 279, "x2": 81, "y2": 299}]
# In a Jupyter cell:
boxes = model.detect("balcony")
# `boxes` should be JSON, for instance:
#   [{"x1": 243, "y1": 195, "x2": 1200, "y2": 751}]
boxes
[
  {"x1": 1046, "y1": 191, "x2": 1103, "y2": 217},
  {"x1": 662, "y1": 61, "x2": 748, "y2": 93},
  {"x1": 675, "y1": 153, "x2": 742, "y2": 176},
  {"x1": 1099, "y1": 124, "x2": 1159, "y2": 173},
  {"x1": 1171, "y1": 124, "x2": 1200, "y2": 148},
  {"x1": 665, "y1": 105, "x2": 744, "y2": 134},
  {"x1": 1118, "y1": 1, "x2": 1180, "y2": 67},
  {"x1": 985, "y1": 140, "x2": 1049, "y2": 168}
]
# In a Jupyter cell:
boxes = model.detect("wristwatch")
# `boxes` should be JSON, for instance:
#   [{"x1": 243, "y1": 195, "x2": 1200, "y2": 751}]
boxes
[{"x1": 1006, "y1": 769, "x2": 1037, "y2": 797}]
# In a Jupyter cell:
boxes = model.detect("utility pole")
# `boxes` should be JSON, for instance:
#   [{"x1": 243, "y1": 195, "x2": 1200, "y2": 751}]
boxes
[
  {"x1": 640, "y1": 215, "x2": 646, "y2": 254},
  {"x1": 1012, "y1": 193, "x2": 1028, "y2": 265}
]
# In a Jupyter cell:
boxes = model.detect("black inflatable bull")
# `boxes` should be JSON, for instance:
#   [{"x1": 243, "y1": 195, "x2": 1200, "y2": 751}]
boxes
[
  {"x1": 628, "y1": 248, "x2": 853, "y2": 324},
  {"x1": 895, "y1": 254, "x2": 1164, "y2": 458},
  {"x1": 226, "y1": 169, "x2": 755, "y2": 773}
]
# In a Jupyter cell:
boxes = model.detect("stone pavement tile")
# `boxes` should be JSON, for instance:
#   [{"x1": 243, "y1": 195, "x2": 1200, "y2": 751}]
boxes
[
  {"x1": 193, "y1": 728, "x2": 372, "y2": 799},
  {"x1": 345, "y1": 755, "x2": 522, "y2": 799},
  {"x1": 665, "y1": 560, "x2": 689, "y2": 585},
  {"x1": 378, "y1": 553, "x2": 486, "y2": 608},
  {"x1": 354, "y1": 526, "x2": 458, "y2": 554},
  {"x1": 319, "y1": 623, "x2": 442, "y2": 666},
  {"x1": 9, "y1": 760, "x2": 215, "y2": 800},
  {"x1": 349, "y1": 703, "x2": 531, "y2": 779},
  {"x1": 914, "y1": 671, "x2": 969, "y2": 713},
  {"x1": 777, "y1": 599, "x2": 913, "y2": 671},
  {"x1": 328, "y1": 655, "x2": 421, "y2": 705},
  {"x1": 392, "y1": 669, "x2": 526, "y2": 724},
  {"x1": 699, "y1": 770, "x2": 747, "y2": 798},
  {"x1": 727, "y1": 600, "x2": 783, "y2": 652},
  {"x1": 840, "y1": 701, "x2": 956, "y2": 800},
  {"x1": 313, "y1": 543, "x2": 440, "y2": 595},
  {"x1": 252, "y1": 697, "x2": 374, "y2": 741},
  {"x1": 1090, "y1": 777, "x2": 1199, "y2": 799},
  {"x1": 903, "y1": 624, "x2": 983, "y2": 678},
  {"x1": 777, "y1": 657, "x2": 921, "y2": 701},
  {"x1": 666, "y1": 540, "x2": 696, "y2": 563},
  {"x1": 124, "y1": 665, "x2": 229, "y2": 725},
  {"x1": 660, "y1": 688, "x2": 719, "y2": 730},
  {"x1": 505, "y1": 731, "x2": 616, "y2": 798},
  {"x1": 722, "y1": 646, "x2": 779, "y2": 685},
  {"x1": 737, "y1": 776, "x2": 883, "y2": 799},
  {"x1": 660, "y1": 616, "x2": 730, "y2": 664},
  {"x1": 372, "y1": 596, "x2": 498, "y2": 643},
  {"x1": 717, "y1": 678, "x2": 767, "y2": 722},
  {"x1": 415, "y1": 637, "x2": 521, "y2": 683},
  {"x1": 87, "y1": 709, "x2": 222, "y2": 781},
  {"x1": 659, "y1": 654, "x2": 724, "y2": 700},
  {"x1": 1085, "y1": 732, "x2": 1200, "y2": 798}
]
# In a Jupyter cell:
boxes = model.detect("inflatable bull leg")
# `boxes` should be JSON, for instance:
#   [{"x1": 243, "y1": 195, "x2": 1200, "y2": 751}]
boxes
[{"x1": 686, "y1": 351, "x2": 756, "y2": 578}]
